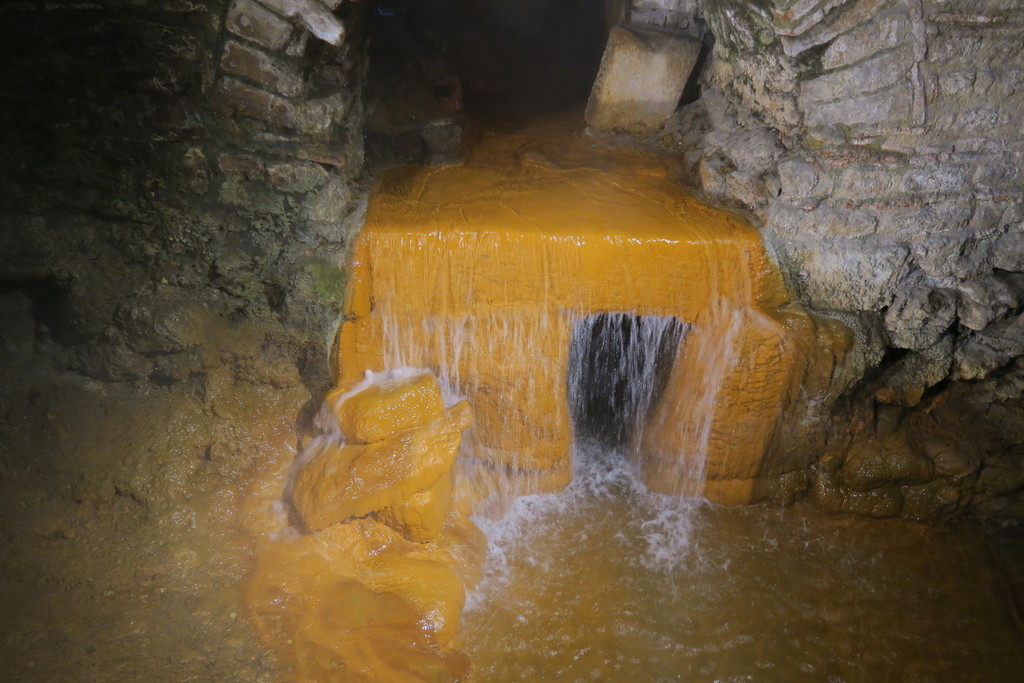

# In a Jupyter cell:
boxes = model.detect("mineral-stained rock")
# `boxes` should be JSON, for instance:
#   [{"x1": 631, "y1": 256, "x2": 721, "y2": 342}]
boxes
[
  {"x1": 366, "y1": 554, "x2": 466, "y2": 647},
  {"x1": 376, "y1": 469, "x2": 453, "y2": 543},
  {"x1": 328, "y1": 371, "x2": 445, "y2": 444},
  {"x1": 293, "y1": 402, "x2": 471, "y2": 530},
  {"x1": 913, "y1": 432, "x2": 981, "y2": 480},
  {"x1": 586, "y1": 23, "x2": 701, "y2": 133},
  {"x1": 977, "y1": 449, "x2": 1024, "y2": 497},
  {"x1": 842, "y1": 436, "x2": 934, "y2": 492},
  {"x1": 811, "y1": 467, "x2": 905, "y2": 518},
  {"x1": 901, "y1": 480, "x2": 965, "y2": 521},
  {"x1": 245, "y1": 517, "x2": 474, "y2": 681},
  {"x1": 338, "y1": 139, "x2": 838, "y2": 504}
]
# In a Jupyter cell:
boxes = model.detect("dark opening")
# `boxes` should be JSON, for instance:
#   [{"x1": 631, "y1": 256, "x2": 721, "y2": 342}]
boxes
[
  {"x1": 452, "y1": 0, "x2": 609, "y2": 116},
  {"x1": 678, "y1": 24, "x2": 715, "y2": 108},
  {"x1": 365, "y1": 0, "x2": 609, "y2": 137},
  {"x1": 567, "y1": 313, "x2": 688, "y2": 452}
]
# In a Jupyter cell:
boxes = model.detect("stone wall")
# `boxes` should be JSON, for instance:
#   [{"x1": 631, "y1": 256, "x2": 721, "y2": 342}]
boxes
[
  {"x1": 662, "y1": 0, "x2": 1024, "y2": 519},
  {"x1": 0, "y1": 0, "x2": 370, "y2": 391}
]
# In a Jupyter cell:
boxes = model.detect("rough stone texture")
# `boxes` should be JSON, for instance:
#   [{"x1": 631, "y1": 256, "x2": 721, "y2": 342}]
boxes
[
  {"x1": 631, "y1": 0, "x2": 701, "y2": 27},
  {"x1": 292, "y1": 402, "x2": 471, "y2": 531},
  {"x1": 327, "y1": 371, "x2": 445, "y2": 445},
  {"x1": 339, "y1": 132, "x2": 847, "y2": 505},
  {"x1": 258, "y1": 0, "x2": 346, "y2": 45},
  {"x1": 586, "y1": 23, "x2": 702, "y2": 134},
  {"x1": 0, "y1": 3, "x2": 372, "y2": 671},
  {"x1": 653, "y1": 0, "x2": 1024, "y2": 520},
  {"x1": 363, "y1": 5, "x2": 466, "y2": 168},
  {"x1": 375, "y1": 469, "x2": 455, "y2": 543},
  {"x1": 221, "y1": 39, "x2": 305, "y2": 97},
  {"x1": 0, "y1": 0, "x2": 368, "y2": 389}
]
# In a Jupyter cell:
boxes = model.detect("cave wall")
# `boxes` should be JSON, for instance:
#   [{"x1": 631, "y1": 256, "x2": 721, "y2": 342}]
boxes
[
  {"x1": 657, "y1": 0, "x2": 1024, "y2": 519},
  {"x1": 0, "y1": 0, "x2": 370, "y2": 390},
  {"x1": 2, "y1": 0, "x2": 1021, "y2": 522}
]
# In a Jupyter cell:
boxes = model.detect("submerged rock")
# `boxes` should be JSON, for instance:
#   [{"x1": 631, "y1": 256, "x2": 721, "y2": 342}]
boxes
[{"x1": 245, "y1": 516, "x2": 475, "y2": 681}]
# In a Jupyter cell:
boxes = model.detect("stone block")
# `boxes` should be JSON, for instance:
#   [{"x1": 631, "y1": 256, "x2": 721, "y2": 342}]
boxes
[
  {"x1": 884, "y1": 278, "x2": 957, "y2": 350},
  {"x1": 911, "y1": 232, "x2": 993, "y2": 280},
  {"x1": 790, "y1": 239, "x2": 910, "y2": 310},
  {"x1": 821, "y1": 10, "x2": 911, "y2": 70},
  {"x1": 218, "y1": 176, "x2": 286, "y2": 213},
  {"x1": 801, "y1": 81, "x2": 913, "y2": 130},
  {"x1": 298, "y1": 92, "x2": 351, "y2": 135},
  {"x1": 832, "y1": 166, "x2": 899, "y2": 201},
  {"x1": 257, "y1": 0, "x2": 346, "y2": 45},
  {"x1": 218, "y1": 76, "x2": 300, "y2": 129},
  {"x1": 776, "y1": 0, "x2": 893, "y2": 55},
  {"x1": 773, "y1": 0, "x2": 857, "y2": 37},
  {"x1": 874, "y1": 336, "x2": 954, "y2": 407},
  {"x1": 218, "y1": 153, "x2": 266, "y2": 177},
  {"x1": 221, "y1": 40, "x2": 304, "y2": 98},
  {"x1": 957, "y1": 273, "x2": 1020, "y2": 331},
  {"x1": 777, "y1": 156, "x2": 834, "y2": 200},
  {"x1": 226, "y1": 0, "x2": 294, "y2": 51},
  {"x1": 585, "y1": 24, "x2": 701, "y2": 133},
  {"x1": 267, "y1": 160, "x2": 329, "y2": 193},
  {"x1": 304, "y1": 175, "x2": 352, "y2": 222},
  {"x1": 993, "y1": 228, "x2": 1024, "y2": 271},
  {"x1": 422, "y1": 119, "x2": 465, "y2": 166},
  {"x1": 872, "y1": 201, "x2": 973, "y2": 241},
  {"x1": 765, "y1": 201, "x2": 879, "y2": 241},
  {"x1": 953, "y1": 312, "x2": 1024, "y2": 380},
  {"x1": 898, "y1": 164, "x2": 969, "y2": 196},
  {"x1": 801, "y1": 46, "x2": 913, "y2": 104}
]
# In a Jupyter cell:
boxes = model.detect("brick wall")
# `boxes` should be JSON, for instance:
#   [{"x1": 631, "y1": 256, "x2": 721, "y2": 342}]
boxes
[{"x1": 0, "y1": 0, "x2": 370, "y2": 387}]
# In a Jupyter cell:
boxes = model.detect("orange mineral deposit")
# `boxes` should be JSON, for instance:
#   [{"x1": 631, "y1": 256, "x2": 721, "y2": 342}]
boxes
[{"x1": 337, "y1": 130, "x2": 845, "y2": 504}]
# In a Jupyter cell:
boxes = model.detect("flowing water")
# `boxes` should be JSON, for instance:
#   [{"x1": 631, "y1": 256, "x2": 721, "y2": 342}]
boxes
[
  {"x1": 461, "y1": 447, "x2": 1024, "y2": 681},
  {"x1": 301, "y1": 116, "x2": 1024, "y2": 680}
]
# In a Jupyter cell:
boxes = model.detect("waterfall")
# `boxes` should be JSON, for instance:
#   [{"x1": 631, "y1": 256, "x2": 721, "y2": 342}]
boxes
[{"x1": 566, "y1": 312, "x2": 689, "y2": 455}]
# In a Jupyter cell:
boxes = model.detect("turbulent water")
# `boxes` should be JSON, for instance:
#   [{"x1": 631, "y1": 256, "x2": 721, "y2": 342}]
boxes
[
  {"x1": 567, "y1": 313, "x2": 687, "y2": 453},
  {"x1": 461, "y1": 445, "x2": 1024, "y2": 681}
]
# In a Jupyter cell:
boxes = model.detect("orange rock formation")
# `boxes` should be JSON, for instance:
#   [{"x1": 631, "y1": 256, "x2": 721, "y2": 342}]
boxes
[
  {"x1": 336, "y1": 131, "x2": 846, "y2": 504},
  {"x1": 245, "y1": 371, "x2": 484, "y2": 681}
]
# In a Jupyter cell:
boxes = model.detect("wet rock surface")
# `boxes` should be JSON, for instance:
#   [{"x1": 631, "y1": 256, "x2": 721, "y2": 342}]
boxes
[
  {"x1": 1, "y1": 0, "x2": 1024, "y2": 680},
  {"x1": 0, "y1": 290, "x2": 303, "y2": 681},
  {"x1": 641, "y1": 0, "x2": 1024, "y2": 521},
  {"x1": 245, "y1": 370, "x2": 483, "y2": 679}
]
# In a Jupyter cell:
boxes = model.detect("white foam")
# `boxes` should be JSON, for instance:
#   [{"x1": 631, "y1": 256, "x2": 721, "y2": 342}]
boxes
[{"x1": 467, "y1": 443, "x2": 708, "y2": 612}]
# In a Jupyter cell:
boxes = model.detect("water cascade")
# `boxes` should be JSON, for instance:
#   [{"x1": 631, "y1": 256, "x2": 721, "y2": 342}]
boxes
[
  {"x1": 243, "y1": 124, "x2": 855, "y2": 679},
  {"x1": 567, "y1": 312, "x2": 688, "y2": 455},
  {"x1": 336, "y1": 127, "x2": 847, "y2": 508}
]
